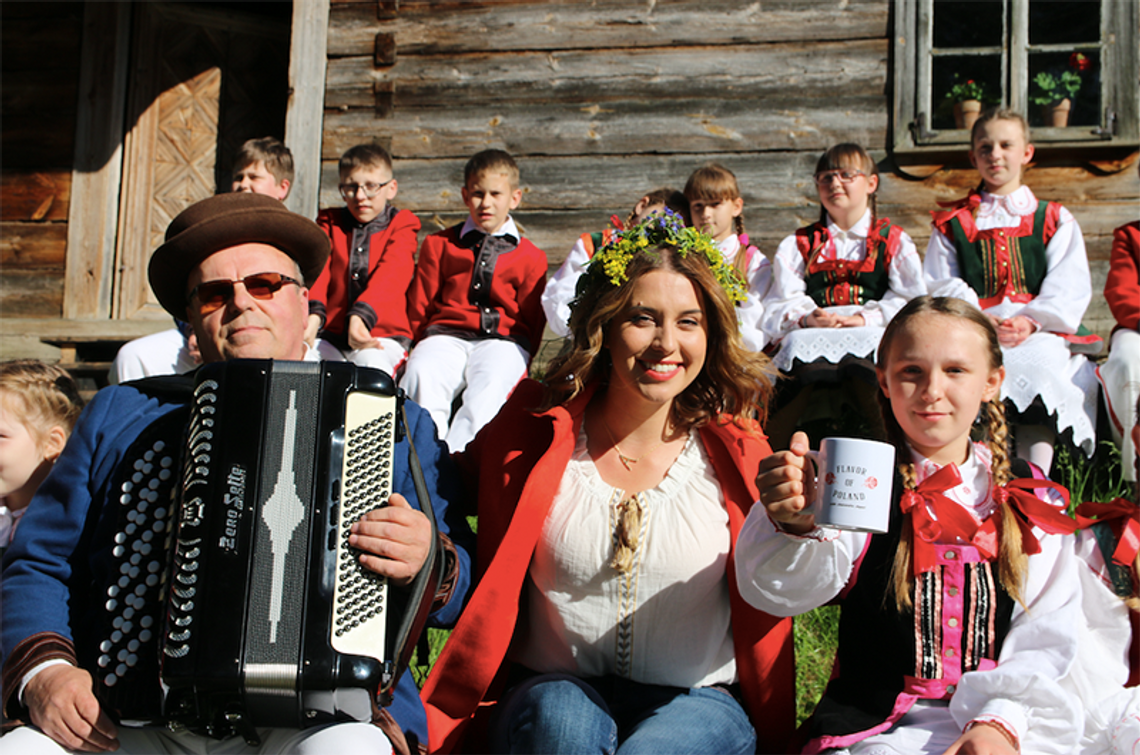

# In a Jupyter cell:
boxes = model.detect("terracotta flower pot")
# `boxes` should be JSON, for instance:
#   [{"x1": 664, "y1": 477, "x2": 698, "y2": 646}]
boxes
[
  {"x1": 1044, "y1": 98, "x2": 1071, "y2": 127},
  {"x1": 953, "y1": 99, "x2": 983, "y2": 130}
]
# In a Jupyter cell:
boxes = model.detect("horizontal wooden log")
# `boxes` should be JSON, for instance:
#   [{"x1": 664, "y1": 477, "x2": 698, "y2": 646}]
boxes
[
  {"x1": 1, "y1": 3, "x2": 84, "y2": 65},
  {"x1": 1, "y1": 171, "x2": 72, "y2": 222},
  {"x1": 0, "y1": 270, "x2": 64, "y2": 319},
  {"x1": 327, "y1": 0, "x2": 889, "y2": 57},
  {"x1": 1, "y1": 1, "x2": 84, "y2": 21},
  {"x1": 1, "y1": 74, "x2": 80, "y2": 120},
  {"x1": 2, "y1": 116, "x2": 77, "y2": 170},
  {"x1": 324, "y1": 39, "x2": 888, "y2": 107},
  {"x1": 321, "y1": 97, "x2": 889, "y2": 159},
  {"x1": 0, "y1": 222, "x2": 68, "y2": 268}
]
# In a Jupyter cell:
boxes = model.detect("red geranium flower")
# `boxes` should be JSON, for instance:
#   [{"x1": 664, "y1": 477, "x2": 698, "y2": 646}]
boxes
[{"x1": 1070, "y1": 52, "x2": 1091, "y2": 72}]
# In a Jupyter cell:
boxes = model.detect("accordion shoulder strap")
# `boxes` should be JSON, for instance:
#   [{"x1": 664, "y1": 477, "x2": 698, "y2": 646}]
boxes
[{"x1": 380, "y1": 403, "x2": 444, "y2": 704}]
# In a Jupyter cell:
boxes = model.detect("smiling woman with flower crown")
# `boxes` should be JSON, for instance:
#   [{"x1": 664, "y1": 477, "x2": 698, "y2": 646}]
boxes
[{"x1": 421, "y1": 211, "x2": 795, "y2": 755}]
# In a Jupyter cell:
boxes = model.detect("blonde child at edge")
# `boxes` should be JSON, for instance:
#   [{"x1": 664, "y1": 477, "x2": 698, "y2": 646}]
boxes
[
  {"x1": 735, "y1": 296, "x2": 1081, "y2": 755},
  {"x1": 684, "y1": 163, "x2": 771, "y2": 352},
  {"x1": 542, "y1": 187, "x2": 689, "y2": 337},
  {"x1": 0, "y1": 360, "x2": 83, "y2": 549},
  {"x1": 923, "y1": 108, "x2": 1098, "y2": 474}
]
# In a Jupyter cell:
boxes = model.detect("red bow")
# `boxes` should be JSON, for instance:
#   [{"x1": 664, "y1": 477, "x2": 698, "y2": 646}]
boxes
[
  {"x1": 1073, "y1": 498, "x2": 1140, "y2": 566},
  {"x1": 976, "y1": 479, "x2": 1077, "y2": 557},
  {"x1": 900, "y1": 464, "x2": 983, "y2": 576}
]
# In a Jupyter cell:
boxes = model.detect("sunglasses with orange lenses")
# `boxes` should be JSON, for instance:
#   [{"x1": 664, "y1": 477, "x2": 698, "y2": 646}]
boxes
[{"x1": 187, "y1": 272, "x2": 300, "y2": 314}]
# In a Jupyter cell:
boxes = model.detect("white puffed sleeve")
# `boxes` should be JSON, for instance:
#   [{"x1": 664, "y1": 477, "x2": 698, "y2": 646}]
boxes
[
  {"x1": 736, "y1": 250, "x2": 772, "y2": 352},
  {"x1": 1016, "y1": 208, "x2": 1091, "y2": 334},
  {"x1": 541, "y1": 236, "x2": 592, "y2": 338},
  {"x1": 923, "y1": 229, "x2": 983, "y2": 307},
  {"x1": 760, "y1": 234, "x2": 817, "y2": 342},
  {"x1": 860, "y1": 229, "x2": 926, "y2": 326},
  {"x1": 734, "y1": 501, "x2": 868, "y2": 617}
]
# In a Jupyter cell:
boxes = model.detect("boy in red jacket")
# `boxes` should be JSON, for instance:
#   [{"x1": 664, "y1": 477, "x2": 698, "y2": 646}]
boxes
[
  {"x1": 401, "y1": 149, "x2": 547, "y2": 452},
  {"x1": 306, "y1": 143, "x2": 420, "y2": 376},
  {"x1": 1098, "y1": 216, "x2": 1140, "y2": 481}
]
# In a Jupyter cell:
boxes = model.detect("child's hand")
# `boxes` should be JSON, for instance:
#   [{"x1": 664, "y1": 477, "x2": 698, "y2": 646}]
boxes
[
  {"x1": 347, "y1": 315, "x2": 382, "y2": 351},
  {"x1": 304, "y1": 314, "x2": 322, "y2": 347},
  {"x1": 756, "y1": 431, "x2": 817, "y2": 535},
  {"x1": 834, "y1": 313, "x2": 866, "y2": 328},
  {"x1": 804, "y1": 309, "x2": 841, "y2": 329},
  {"x1": 995, "y1": 316, "x2": 1033, "y2": 348},
  {"x1": 941, "y1": 721, "x2": 1018, "y2": 755}
]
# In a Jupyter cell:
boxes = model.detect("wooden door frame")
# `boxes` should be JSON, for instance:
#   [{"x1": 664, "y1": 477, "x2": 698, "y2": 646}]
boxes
[{"x1": 63, "y1": 0, "x2": 328, "y2": 321}]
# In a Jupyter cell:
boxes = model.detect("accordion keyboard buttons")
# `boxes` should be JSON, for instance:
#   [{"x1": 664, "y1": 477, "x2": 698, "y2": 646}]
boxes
[
  {"x1": 331, "y1": 393, "x2": 395, "y2": 657},
  {"x1": 99, "y1": 440, "x2": 176, "y2": 690}
]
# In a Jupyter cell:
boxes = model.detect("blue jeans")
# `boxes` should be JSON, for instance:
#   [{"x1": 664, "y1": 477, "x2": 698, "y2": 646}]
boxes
[{"x1": 490, "y1": 672, "x2": 757, "y2": 755}]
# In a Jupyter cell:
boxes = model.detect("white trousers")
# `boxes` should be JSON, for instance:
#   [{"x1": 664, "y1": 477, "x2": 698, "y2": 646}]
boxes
[
  {"x1": 0, "y1": 722, "x2": 393, "y2": 755},
  {"x1": 1098, "y1": 329, "x2": 1140, "y2": 481},
  {"x1": 399, "y1": 335, "x2": 529, "y2": 452},
  {"x1": 312, "y1": 336, "x2": 408, "y2": 379}
]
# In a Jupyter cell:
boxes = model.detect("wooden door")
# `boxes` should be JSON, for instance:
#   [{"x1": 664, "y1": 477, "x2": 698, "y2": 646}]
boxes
[{"x1": 114, "y1": 2, "x2": 288, "y2": 320}]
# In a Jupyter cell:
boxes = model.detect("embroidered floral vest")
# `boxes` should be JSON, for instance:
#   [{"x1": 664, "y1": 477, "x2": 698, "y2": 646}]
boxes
[
  {"x1": 795, "y1": 218, "x2": 903, "y2": 307},
  {"x1": 932, "y1": 194, "x2": 1061, "y2": 309},
  {"x1": 807, "y1": 461, "x2": 1042, "y2": 746}
]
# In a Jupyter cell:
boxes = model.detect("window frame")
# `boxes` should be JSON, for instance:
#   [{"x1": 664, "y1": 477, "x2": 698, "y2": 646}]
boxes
[{"x1": 892, "y1": 0, "x2": 1139, "y2": 153}]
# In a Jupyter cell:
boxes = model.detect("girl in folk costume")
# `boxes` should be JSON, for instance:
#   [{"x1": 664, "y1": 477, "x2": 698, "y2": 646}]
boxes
[
  {"x1": 422, "y1": 212, "x2": 795, "y2": 754},
  {"x1": 684, "y1": 163, "x2": 772, "y2": 352},
  {"x1": 736, "y1": 296, "x2": 1082, "y2": 755},
  {"x1": 761, "y1": 143, "x2": 925, "y2": 372},
  {"x1": 924, "y1": 108, "x2": 1100, "y2": 474},
  {"x1": 542, "y1": 187, "x2": 690, "y2": 338},
  {"x1": 761, "y1": 144, "x2": 925, "y2": 446}
]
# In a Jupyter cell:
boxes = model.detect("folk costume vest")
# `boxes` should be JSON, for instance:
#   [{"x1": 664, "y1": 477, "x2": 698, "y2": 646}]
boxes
[
  {"x1": 932, "y1": 193, "x2": 1062, "y2": 310},
  {"x1": 806, "y1": 459, "x2": 1074, "y2": 751},
  {"x1": 795, "y1": 218, "x2": 903, "y2": 308}
]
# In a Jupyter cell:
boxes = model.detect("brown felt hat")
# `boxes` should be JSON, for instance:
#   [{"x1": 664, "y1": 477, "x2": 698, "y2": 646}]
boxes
[{"x1": 148, "y1": 192, "x2": 330, "y2": 318}]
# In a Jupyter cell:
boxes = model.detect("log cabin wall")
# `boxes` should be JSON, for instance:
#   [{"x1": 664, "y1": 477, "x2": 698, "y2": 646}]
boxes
[
  {"x1": 320, "y1": 0, "x2": 1135, "y2": 353},
  {"x1": 1, "y1": 2, "x2": 85, "y2": 323}
]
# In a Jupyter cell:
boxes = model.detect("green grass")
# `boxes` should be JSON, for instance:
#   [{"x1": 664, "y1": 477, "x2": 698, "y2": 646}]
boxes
[{"x1": 793, "y1": 606, "x2": 840, "y2": 727}]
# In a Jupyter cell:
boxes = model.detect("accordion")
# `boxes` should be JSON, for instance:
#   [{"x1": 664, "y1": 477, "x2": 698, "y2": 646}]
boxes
[{"x1": 90, "y1": 360, "x2": 441, "y2": 741}]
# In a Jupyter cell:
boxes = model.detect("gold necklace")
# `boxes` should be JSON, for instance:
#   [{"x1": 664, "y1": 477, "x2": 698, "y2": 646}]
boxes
[{"x1": 602, "y1": 420, "x2": 667, "y2": 471}]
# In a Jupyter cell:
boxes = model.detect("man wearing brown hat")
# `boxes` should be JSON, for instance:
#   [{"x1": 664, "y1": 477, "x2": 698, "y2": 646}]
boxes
[{"x1": 0, "y1": 193, "x2": 471, "y2": 755}]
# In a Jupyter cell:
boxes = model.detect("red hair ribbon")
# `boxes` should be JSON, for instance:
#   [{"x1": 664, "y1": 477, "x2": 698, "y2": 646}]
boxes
[
  {"x1": 899, "y1": 464, "x2": 984, "y2": 576},
  {"x1": 1073, "y1": 498, "x2": 1140, "y2": 566},
  {"x1": 979, "y1": 479, "x2": 1077, "y2": 557}
]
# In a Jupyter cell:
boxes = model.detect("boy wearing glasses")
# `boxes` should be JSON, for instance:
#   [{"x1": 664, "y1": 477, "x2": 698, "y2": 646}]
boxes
[
  {"x1": 307, "y1": 143, "x2": 420, "y2": 378},
  {"x1": 401, "y1": 149, "x2": 547, "y2": 452}
]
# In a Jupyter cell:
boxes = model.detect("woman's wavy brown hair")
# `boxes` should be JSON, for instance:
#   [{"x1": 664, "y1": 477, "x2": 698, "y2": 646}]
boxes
[
  {"x1": 540, "y1": 244, "x2": 775, "y2": 430},
  {"x1": 876, "y1": 296, "x2": 1027, "y2": 611}
]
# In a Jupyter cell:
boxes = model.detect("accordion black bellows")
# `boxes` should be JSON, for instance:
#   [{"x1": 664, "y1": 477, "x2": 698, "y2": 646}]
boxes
[{"x1": 91, "y1": 360, "x2": 441, "y2": 742}]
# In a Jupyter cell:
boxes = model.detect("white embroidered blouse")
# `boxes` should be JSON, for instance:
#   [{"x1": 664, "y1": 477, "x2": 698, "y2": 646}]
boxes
[{"x1": 511, "y1": 429, "x2": 737, "y2": 689}]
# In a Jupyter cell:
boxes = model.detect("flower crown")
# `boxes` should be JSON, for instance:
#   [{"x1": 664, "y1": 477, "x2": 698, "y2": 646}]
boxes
[{"x1": 581, "y1": 209, "x2": 747, "y2": 304}]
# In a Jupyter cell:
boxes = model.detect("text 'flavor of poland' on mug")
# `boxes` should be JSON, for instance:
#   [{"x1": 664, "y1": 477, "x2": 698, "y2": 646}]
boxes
[{"x1": 806, "y1": 437, "x2": 896, "y2": 534}]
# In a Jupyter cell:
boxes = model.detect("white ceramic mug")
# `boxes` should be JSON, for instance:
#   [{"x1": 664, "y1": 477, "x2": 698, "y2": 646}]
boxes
[{"x1": 805, "y1": 437, "x2": 896, "y2": 533}]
